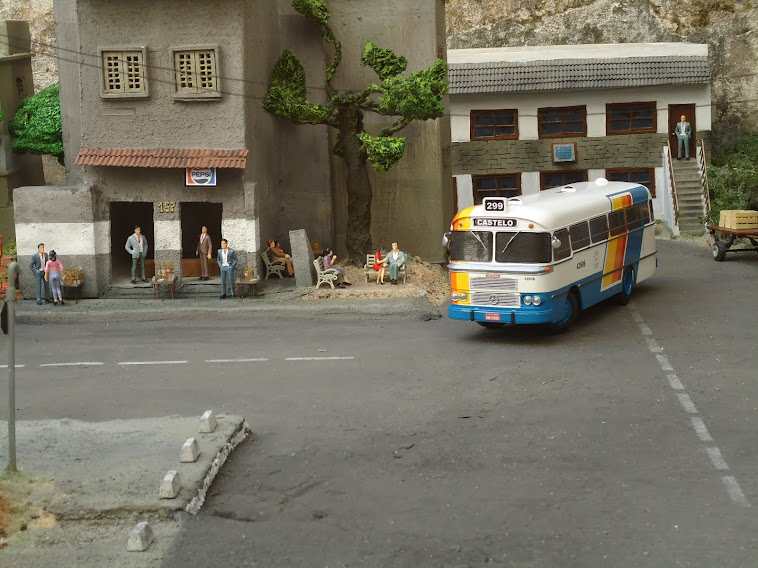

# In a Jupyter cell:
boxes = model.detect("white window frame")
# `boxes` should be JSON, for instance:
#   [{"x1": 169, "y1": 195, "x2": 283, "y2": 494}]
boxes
[
  {"x1": 98, "y1": 46, "x2": 149, "y2": 99},
  {"x1": 169, "y1": 45, "x2": 221, "y2": 100}
]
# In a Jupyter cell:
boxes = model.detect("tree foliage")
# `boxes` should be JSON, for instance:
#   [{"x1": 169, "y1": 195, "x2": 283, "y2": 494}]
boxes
[
  {"x1": 705, "y1": 133, "x2": 758, "y2": 224},
  {"x1": 9, "y1": 83, "x2": 63, "y2": 162}
]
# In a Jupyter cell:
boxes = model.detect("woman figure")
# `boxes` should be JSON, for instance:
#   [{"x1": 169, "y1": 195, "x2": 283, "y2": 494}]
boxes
[
  {"x1": 269, "y1": 240, "x2": 295, "y2": 276},
  {"x1": 45, "y1": 250, "x2": 65, "y2": 306},
  {"x1": 321, "y1": 248, "x2": 352, "y2": 287},
  {"x1": 373, "y1": 246, "x2": 388, "y2": 285}
]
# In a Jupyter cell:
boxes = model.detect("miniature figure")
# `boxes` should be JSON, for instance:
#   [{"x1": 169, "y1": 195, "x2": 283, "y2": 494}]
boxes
[
  {"x1": 196, "y1": 225, "x2": 213, "y2": 280},
  {"x1": 125, "y1": 225, "x2": 149, "y2": 284},
  {"x1": 217, "y1": 239, "x2": 238, "y2": 299}
]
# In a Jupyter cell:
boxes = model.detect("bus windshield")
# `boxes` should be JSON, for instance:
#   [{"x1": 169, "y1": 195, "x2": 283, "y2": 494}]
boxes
[
  {"x1": 495, "y1": 231, "x2": 552, "y2": 263},
  {"x1": 449, "y1": 231, "x2": 492, "y2": 262}
]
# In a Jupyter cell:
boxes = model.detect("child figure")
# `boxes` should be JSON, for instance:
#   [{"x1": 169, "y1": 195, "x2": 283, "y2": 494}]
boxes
[
  {"x1": 373, "y1": 246, "x2": 388, "y2": 285},
  {"x1": 45, "y1": 250, "x2": 65, "y2": 306}
]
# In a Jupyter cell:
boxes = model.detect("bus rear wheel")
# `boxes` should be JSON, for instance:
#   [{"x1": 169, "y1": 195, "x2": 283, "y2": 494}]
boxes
[
  {"x1": 615, "y1": 268, "x2": 634, "y2": 305},
  {"x1": 548, "y1": 291, "x2": 578, "y2": 333}
]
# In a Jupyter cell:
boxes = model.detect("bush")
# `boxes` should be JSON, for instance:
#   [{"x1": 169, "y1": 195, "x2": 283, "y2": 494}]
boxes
[{"x1": 706, "y1": 134, "x2": 758, "y2": 224}]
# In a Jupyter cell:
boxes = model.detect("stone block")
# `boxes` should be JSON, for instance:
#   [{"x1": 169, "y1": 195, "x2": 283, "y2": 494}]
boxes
[
  {"x1": 289, "y1": 228, "x2": 316, "y2": 288},
  {"x1": 127, "y1": 521, "x2": 155, "y2": 552},
  {"x1": 159, "y1": 470, "x2": 181, "y2": 499},
  {"x1": 199, "y1": 410, "x2": 217, "y2": 433},
  {"x1": 180, "y1": 437, "x2": 200, "y2": 463}
]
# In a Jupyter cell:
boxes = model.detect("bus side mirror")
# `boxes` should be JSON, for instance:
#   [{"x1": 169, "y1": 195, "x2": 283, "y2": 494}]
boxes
[
  {"x1": 441, "y1": 233, "x2": 450, "y2": 247},
  {"x1": 551, "y1": 236, "x2": 562, "y2": 250}
]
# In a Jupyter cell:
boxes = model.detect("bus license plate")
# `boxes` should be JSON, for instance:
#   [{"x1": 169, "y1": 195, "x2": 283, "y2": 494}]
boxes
[{"x1": 485, "y1": 313, "x2": 501, "y2": 322}]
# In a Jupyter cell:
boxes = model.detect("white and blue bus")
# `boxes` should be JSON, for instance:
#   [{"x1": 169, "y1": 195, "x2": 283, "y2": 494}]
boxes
[{"x1": 444, "y1": 179, "x2": 657, "y2": 330}]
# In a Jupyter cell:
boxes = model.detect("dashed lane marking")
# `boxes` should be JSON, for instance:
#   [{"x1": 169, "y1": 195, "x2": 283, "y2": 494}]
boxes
[
  {"x1": 205, "y1": 358, "x2": 269, "y2": 363},
  {"x1": 676, "y1": 393, "x2": 698, "y2": 414},
  {"x1": 707, "y1": 447, "x2": 730, "y2": 471},
  {"x1": 285, "y1": 356, "x2": 355, "y2": 361},
  {"x1": 722, "y1": 476, "x2": 751, "y2": 507},
  {"x1": 118, "y1": 360, "x2": 188, "y2": 366},
  {"x1": 40, "y1": 362, "x2": 104, "y2": 367},
  {"x1": 691, "y1": 417, "x2": 714, "y2": 442},
  {"x1": 0, "y1": 365, "x2": 25, "y2": 368}
]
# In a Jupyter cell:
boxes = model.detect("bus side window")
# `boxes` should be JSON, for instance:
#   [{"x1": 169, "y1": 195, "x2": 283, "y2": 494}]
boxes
[
  {"x1": 608, "y1": 210, "x2": 626, "y2": 237},
  {"x1": 590, "y1": 215, "x2": 609, "y2": 243},
  {"x1": 569, "y1": 221, "x2": 591, "y2": 250},
  {"x1": 553, "y1": 228, "x2": 571, "y2": 261},
  {"x1": 625, "y1": 204, "x2": 643, "y2": 230},
  {"x1": 643, "y1": 200, "x2": 652, "y2": 224}
]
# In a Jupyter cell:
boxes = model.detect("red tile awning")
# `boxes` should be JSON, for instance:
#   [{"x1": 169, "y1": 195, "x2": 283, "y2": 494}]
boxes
[{"x1": 74, "y1": 148, "x2": 248, "y2": 169}]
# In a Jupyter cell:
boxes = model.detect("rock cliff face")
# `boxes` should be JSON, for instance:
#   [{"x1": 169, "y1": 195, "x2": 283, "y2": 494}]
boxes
[
  {"x1": 0, "y1": 0, "x2": 58, "y2": 91},
  {"x1": 447, "y1": 0, "x2": 758, "y2": 147}
]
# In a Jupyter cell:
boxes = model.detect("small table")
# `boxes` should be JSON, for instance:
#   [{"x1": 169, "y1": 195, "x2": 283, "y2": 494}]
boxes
[
  {"x1": 235, "y1": 277, "x2": 260, "y2": 298},
  {"x1": 152, "y1": 276, "x2": 178, "y2": 299},
  {"x1": 62, "y1": 278, "x2": 84, "y2": 304}
]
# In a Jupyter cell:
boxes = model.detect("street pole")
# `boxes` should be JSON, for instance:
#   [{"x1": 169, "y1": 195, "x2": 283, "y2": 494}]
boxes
[{"x1": 5, "y1": 261, "x2": 18, "y2": 473}]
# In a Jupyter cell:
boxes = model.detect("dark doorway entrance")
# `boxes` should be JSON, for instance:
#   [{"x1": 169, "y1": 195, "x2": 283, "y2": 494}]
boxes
[
  {"x1": 110, "y1": 202, "x2": 154, "y2": 282},
  {"x1": 668, "y1": 103, "x2": 696, "y2": 159},
  {"x1": 180, "y1": 202, "x2": 222, "y2": 277}
]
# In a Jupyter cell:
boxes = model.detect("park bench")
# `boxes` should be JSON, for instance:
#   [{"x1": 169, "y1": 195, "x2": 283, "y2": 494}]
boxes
[
  {"x1": 364, "y1": 253, "x2": 406, "y2": 283},
  {"x1": 313, "y1": 257, "x2": 341, "y2": 289},
  {"x1": 262, "y1": 248, "x2": 285, "y2": 279}
]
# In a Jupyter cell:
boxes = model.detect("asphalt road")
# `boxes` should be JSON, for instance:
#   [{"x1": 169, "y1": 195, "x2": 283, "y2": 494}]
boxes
[{"x1": 2, "y1": 239, "x2": 756, "y2": 567}]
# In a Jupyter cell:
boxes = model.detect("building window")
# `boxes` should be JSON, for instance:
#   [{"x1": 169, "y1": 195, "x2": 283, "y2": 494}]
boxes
[
  {"x1": 473, "y1": 174, "x2": 521, "y2": 203},
  {"x1": 606, "y1": 102, "x2": 656, "y2": 134},
  {"x1": 470, "y1": 110, "x2": 518, "y2": 140},
  {"x1": 607, "y1": 168, "x2": 656, "y2": 197},
  {"x1": 172, "y1": 47, "x2": 220, "y2": 98},
  {"x1": 540, "y1": 170, "x2": 588, "y2": 190},
  {"x1": 538, "y1": 106, "x2": 586, "y2": 138},
  {"x1": 100, "y1": 49, "x2": 147, "y2": 97}
]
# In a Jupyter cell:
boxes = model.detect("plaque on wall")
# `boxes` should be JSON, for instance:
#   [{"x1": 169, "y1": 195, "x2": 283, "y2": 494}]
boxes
[{"x1": 552, "y1": 142, "x2": 577, "y2": 163}]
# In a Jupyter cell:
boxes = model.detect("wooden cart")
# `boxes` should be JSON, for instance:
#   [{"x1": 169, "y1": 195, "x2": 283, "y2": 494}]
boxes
[{"x1": 706, "y1": 225, "x2": 758, "y2": 261}]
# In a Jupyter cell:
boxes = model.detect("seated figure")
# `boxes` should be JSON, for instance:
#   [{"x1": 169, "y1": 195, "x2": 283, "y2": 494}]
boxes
[
  {"x1": 267, "y1": 239, "x2": 294, "y2": 276},
  {"x1": 322, "y1": 248, "x2": 352, "y2": 288},
  {"x1": 386, "y1": 242, "x2": 406, "y2": 285}
]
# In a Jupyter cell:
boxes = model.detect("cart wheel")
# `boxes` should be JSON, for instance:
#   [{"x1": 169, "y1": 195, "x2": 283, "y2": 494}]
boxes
[
  {"x1": 712, "y1": 241, "x2": 727, "y2": 262},
  {"x1": 477, "y1": 322, "x2": 505, "y2": 330}
]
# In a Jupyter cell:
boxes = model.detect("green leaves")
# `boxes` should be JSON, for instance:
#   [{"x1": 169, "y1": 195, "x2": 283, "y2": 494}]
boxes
[
  {"x1": 358, "y1": 132, "x2": 406, "y2": 173},
  {"x1": 705, "y1": 134, "x2": 758, "y2": 224},
  {"x1": 374, "y1": 59, "x2": 448, "y2": 120},
  {"x1": 292, "y1": 0, "x2": 330, "y2": 28},
  {"x1": 9, "y1": 83, "x2": 63, "y2": 159},
  {"x1": 263, "y1": 51, "x2": 330, "y2": 125},
  {"x1": 361, "y1": 42, "x2": 407, "y2": 81}
]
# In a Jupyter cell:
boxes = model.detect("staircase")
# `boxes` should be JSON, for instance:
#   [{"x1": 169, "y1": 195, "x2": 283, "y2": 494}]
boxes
[{"x1": 671, "y1": 159, "x2": 706, "y2": 234}]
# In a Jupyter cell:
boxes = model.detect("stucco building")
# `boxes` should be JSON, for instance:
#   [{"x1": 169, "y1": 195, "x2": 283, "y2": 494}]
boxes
[
  {"x1": 14, "y1": 0, "x2": 452, "y2": 297},
  {"x1": 448, "y1": 43, "x2": 711, "y2": 233}
]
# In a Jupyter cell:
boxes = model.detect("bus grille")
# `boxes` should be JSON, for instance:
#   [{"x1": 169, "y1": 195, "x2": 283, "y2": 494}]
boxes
[
  {"x1": 470, "y1": 277, "x2": 518, "y2": 292},
  {"x1": 471, "y1": 292, "x2": 520, "y2": 308}
]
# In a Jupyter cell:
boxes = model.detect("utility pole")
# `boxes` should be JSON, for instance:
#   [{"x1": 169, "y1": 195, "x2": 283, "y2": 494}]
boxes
[{"x1": 4, "y1": 261, "x2": 19, "y2": 473}]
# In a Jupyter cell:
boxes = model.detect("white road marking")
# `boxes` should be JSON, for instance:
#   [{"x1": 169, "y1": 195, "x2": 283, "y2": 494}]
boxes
[
  {"x1": 656, "y1": 354, "x2": 673, "y2": 371},
  {"x1": 645, "y1": 337, "x2": 662, "y2": 353},
  {"x1": 40, "y1": 362, "x2": 104, "y2": 367},
  {"x1": 285, "y1": 357, "x2": 355, "y2": 361},
  {"x1": 721, "y1": 476, "x2": 751, "y2": 507},
  {"x1": 118, "y1": 360, "x2": 188, "y2": 366},
  {"x1": 676, "y1": 393, "x2": 698, "y2": 414},
  {"x1": 205, "y1": 358, "x2": 269, "y2": 363},
  {"x1": 707, "y1": 447, "x2": 730, "y2": 471},
  {"x1": 0, "y1": 365, "x2": 25, "y2": 368},
  {"x1": 630, "y1": 310, "x2": 644, "y2": 323},
  {"x1": 666, "y1": 374, "x2": 685, "y2": 390},
  {"x1": 638, "y1": 323, "x2": 653, "y2": 336},
  {"x1": 691, "y1": 416, "x2": 713, "y2": 442}
]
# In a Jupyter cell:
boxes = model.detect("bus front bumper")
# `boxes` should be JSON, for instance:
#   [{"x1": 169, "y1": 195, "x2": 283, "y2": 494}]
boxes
[{"x1": 448, "y1": 303, "x2": 555, "y2": 325}]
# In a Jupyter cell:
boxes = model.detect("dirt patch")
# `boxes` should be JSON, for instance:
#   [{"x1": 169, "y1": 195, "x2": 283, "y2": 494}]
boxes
[
  {"x1": 299, "y1": 256, "x2": 449, "y2": 305},
  {"x1": 0, "y1": 472, "x2": 56, "y2": 549}
]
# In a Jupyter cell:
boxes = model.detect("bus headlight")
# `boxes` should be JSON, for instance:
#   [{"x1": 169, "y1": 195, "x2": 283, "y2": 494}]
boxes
[
  {"x1": 459, "y1": 292, "x2": 468, "y2": 301},
  {"x1": 532, "y1": 295, "x2": 542, "y2": 306},
  {"x1": 523, "y1": 295, "x2": 533, "y2": 305},
  {"x1": 451, "y1": 292, "x2": 460, "y2": 302}
]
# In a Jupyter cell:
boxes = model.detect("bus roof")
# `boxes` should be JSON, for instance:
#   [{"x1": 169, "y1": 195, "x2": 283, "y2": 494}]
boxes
[{"x1": 454, "y1": 181, "x2": 650, "y2": 229}]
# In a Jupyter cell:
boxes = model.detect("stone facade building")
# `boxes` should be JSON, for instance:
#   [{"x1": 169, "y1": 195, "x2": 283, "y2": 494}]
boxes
[
  {"x1": 13, "y1": 0, "x2": 452, "y2": 297},
  {"x1": 448, "y1": 43, "x2": 711, "y2": 228}
]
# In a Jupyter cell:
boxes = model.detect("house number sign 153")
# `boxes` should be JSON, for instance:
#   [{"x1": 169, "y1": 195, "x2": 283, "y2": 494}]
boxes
[{"x1": 158, "y1": 201, "x2": 176, "y2": 213}]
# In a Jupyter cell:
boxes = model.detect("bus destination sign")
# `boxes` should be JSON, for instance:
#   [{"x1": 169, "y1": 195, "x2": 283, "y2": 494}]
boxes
[{"x1": 473, "y1": 218, "x2": 518, "y2": 228}]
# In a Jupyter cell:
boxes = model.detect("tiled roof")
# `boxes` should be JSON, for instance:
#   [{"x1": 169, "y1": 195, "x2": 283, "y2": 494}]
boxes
[
  {"x1": 74, "y1": 148, "x2": 249, "y2": 168},
  {"x1": 448, "y1": 56, "x2": 711, "y2": 95}
]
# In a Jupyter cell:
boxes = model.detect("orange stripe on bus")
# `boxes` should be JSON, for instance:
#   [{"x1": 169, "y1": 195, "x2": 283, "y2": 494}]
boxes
[{"x1": 602, "y1": 235, "x2": 627, "y2": 288}]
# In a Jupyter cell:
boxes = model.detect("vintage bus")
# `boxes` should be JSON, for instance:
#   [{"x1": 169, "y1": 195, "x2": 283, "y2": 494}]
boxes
[{"x1": 444, "y1": 179, "x2": 657, "y2": 330}]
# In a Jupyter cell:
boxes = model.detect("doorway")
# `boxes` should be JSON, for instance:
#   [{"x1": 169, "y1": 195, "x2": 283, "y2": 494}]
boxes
[
  {"x1": 668, "y1": 103, "x2": 696, "y2": 159},
  {"x1": 180, "y1": 202, "x2": 222, "y2": 277},
  {"x1": 110, "y1": 202, "x2": 154, "y2": 282}
]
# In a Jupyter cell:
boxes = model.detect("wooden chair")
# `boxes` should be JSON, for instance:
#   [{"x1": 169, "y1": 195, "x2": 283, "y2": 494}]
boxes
[
  {"x1": 313, "y1": 257, "x2": 340, "y2": 289},
  {"x1": 261, "y1": 248, "x2": 285, "y2": 279}
]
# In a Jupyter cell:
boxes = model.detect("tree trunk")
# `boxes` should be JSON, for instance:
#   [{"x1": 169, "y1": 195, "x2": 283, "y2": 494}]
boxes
[{"x1": 338, "y1": 106, "x2": 373, "y2": 262}]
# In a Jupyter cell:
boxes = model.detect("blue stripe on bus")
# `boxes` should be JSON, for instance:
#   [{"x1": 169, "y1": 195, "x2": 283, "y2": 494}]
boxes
[{"x1": 607, "y1": 184, "x2": 649, "y2": 205}]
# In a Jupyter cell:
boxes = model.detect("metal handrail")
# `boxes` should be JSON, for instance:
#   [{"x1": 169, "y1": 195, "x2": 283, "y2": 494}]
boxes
[
  {"x1": 698, "y1": 138, "x2": 711, "y2": 214},
  {"x1": 666, "y1": 139, "x2": 680, "y2": 225}
]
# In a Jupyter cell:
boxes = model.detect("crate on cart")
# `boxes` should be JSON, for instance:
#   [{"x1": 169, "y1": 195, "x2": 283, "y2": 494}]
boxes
[{"x1": 718, "y1": 210, "x2": 758, "y2": 230}]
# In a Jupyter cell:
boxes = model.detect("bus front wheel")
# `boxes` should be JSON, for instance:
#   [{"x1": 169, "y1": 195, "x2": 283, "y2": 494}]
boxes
[
  {"x1": 549, "y1": 291, "x2": 579, "y2": 333},
  {"x1": 615, "y1": 268, "x2": 634, "y2": 305}
]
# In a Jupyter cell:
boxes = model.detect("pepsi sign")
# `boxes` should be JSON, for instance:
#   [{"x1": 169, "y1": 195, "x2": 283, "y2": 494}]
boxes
[{"x1": 185, "y1": 167, "x2": 217, "y2": 186}]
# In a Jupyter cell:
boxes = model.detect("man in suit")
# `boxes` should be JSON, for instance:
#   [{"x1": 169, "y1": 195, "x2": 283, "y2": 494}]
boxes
[
  {"x1": 386, "y1": 241, "x2": 406, "y2": 285},
  {"x1": 674, "y1": 114, "x2": 692, "y2": 160},
  {"x1": 29, "y1": 242, "x2": 50, "y2": 305},
  {"x1": 124, "y1": 225, "x2": 148, "y2": 284},
  {"x1": 196, "y1": 225, "x2": 213, "y2": 280},
  {"x1": 217, "y1": 238, "x2": 238, "y2": 299}
]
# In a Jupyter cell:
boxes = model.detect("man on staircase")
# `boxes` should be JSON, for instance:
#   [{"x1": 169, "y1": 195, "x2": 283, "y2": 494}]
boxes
[{"x1": 674, "y1": 114, "x2": 692, "y2": 160}]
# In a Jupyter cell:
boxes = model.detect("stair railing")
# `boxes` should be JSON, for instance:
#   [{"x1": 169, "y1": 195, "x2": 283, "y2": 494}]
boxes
[
  {"x1": 666, "y1": 139, "x2": 680, "y2": 225},
  {"x1": 697, "y1": 138, "x2": 711, "y2": 215}
]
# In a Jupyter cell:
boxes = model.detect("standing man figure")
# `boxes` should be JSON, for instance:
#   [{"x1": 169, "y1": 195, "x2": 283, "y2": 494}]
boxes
[
  {"x1": 196, "y1": 226, "x2": 213, "y2": 281},
  {"x1": 125, "y1": 225, "x2": 148, "y2": 284},
  {"x1": 674, "y1": 114, "x2": 692, "y2": 160},
  {"x1": 30, "y1": 242, "x2": 50, "y2": 305},
  {"x1": 217, "y1": 238, "x2": 238, "y2": 299},
  {"x1": 387, "y1": 242, "x2": 406, "y2": 285}
]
